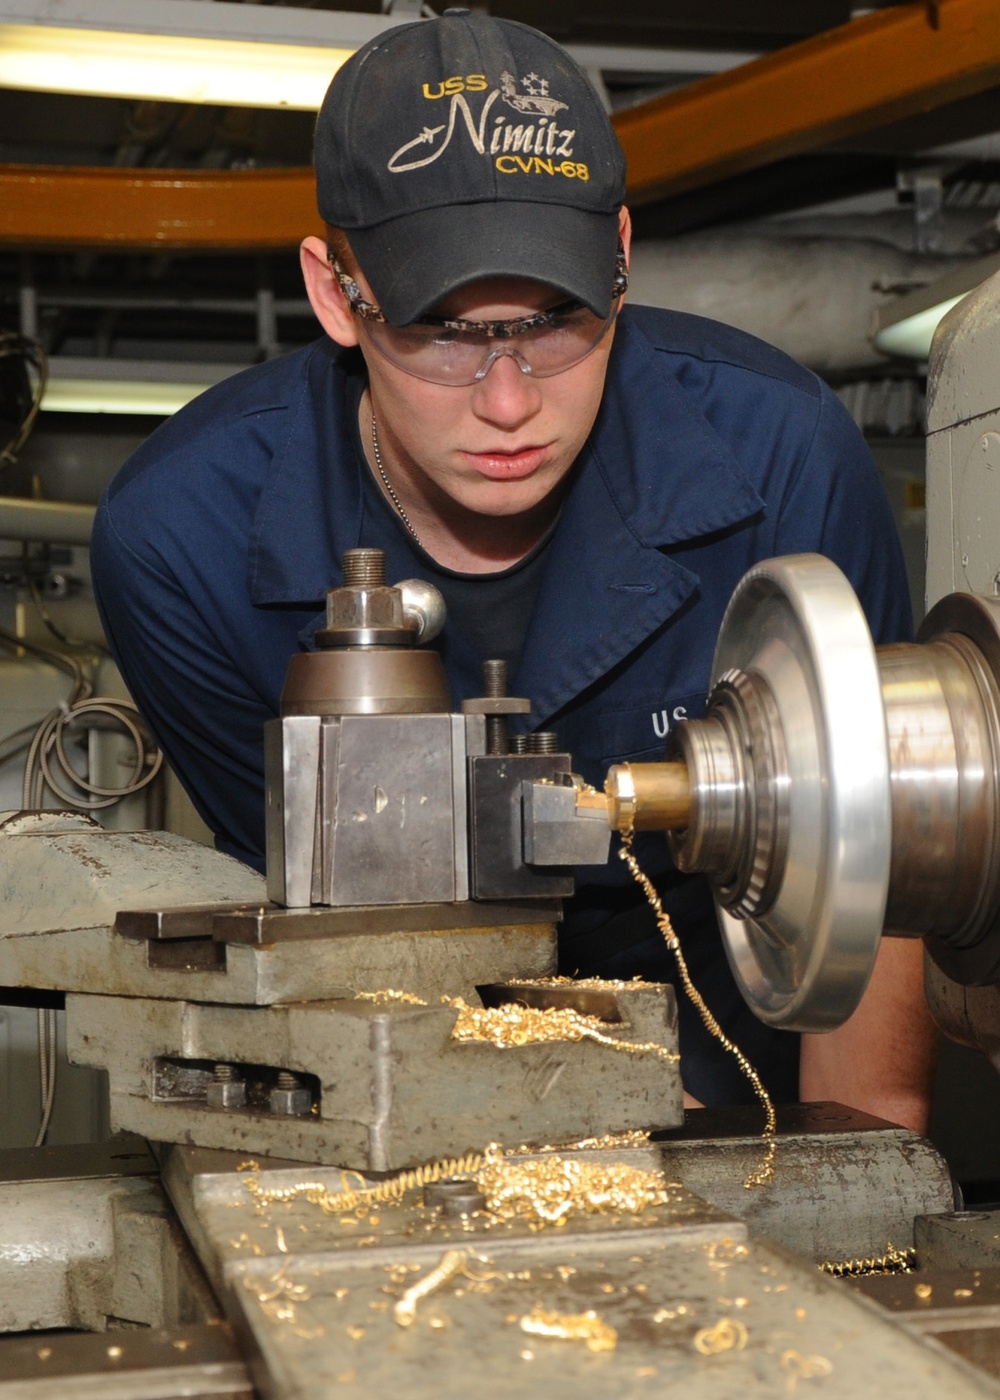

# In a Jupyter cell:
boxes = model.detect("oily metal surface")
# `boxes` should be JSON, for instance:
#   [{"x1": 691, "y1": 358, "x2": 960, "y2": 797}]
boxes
[
  {"x1": 318, "y1": 713, "x2": 467, "y2": 906},
  {"x1": 66, "y1": 986, "x2": 682, "y2": 1171},
  {"x1": 923, "y1": 962, "x2": 1000, "y2": 1077},
  {"x1": 0, "y1": 1134, "x2": 154, "y2": 1186},
  {"x1": 878, "y1": 637, "x2": 1000, "y2": 944},
  {"x1": 467, "y1": 754, "x2": 576, "y2": 900},
  {"x1": 851, "y1": 1264, "x2": 1000, "y2": 1321},
  {"x1": 901, "y1": 592, "x2": 1000, "y2": 983},
  {"x1": 655, "y1": 1103, "x2": 956, "y2": 1261},
  {"x1": 0, "y1": 1165, "x2": 218, "y2": 1334},
  {"x1": 279, "y1": 648, "x2": 451, "y2": 716},
  {"x1": 176, "y1": 1162, "x2": 999, "y2": 1400},
  {"x1": 0, "y1": 821, "x2": 265, "y2": 940},
  {"x1": 159, "y1": 1131, "x2": 992, "y2": 1400},
  {"x1": 184, "y1": 1154, "x2": 732, "y2": 1279},
  {"x1": 849, "y1": 1267, "x2": 1000, "y2": 1384},
  {"x1": 914, "y1": 1209, "x2": 1000, "y2": 1272},
  {"x1": 205, "y1": 899, "x2": 562, "y2": 945},
  {"x1": 2, "y1": 918, "x2": 556, "y2": 1006},
  {"x1": 0, "y1": 1323, "x2": 251, "y2": 1400},
  {"x1": 709, "y1": 554, "x2": 892, "y2": 1031}
]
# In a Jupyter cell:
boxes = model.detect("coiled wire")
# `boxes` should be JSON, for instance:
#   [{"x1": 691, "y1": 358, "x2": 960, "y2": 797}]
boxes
[{"x1": 0, "y1": 625, "x2": 163, "y2": 811}]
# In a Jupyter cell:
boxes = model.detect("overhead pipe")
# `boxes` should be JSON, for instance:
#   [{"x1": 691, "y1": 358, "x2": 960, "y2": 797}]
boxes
[{"x1": 628, "y1": 232, "x2": 971, "y2": 374}]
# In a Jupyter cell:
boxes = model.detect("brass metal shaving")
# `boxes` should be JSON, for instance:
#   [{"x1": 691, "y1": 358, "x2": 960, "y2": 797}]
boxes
[
  {"x1": 512, "y1": 976, "x2": 650, "y2": 991},
  {"x1": 534, "y1": 1130, "x2": 652, "y2": 1152},
  {"x1": 693, "y1": 1317, "x2": 748, "y2": 1355},
  {"x1": 358, "y1": 988, "x2": 678, "y2": 1062},
  {"x1": 243, "y1": 1150, "x2": 486, "y2": 1216},
  {"x1": 449, "y1": 996, "x2": 679, "y2": 1062},
  {"x1": 393, "y1": 1249, "x2": 470, "y2": 1327},
  {"x1": 243, "y1": 1262, "x2": 325, "y2": 1339},
  {"x1": 781, "y1": 1350, "x2": 834, "y2": 1388},
  {"x1": 356, "y1": 990, "x2": 426, "y2": 1006},
  {"x1": 244, "y1": 1144, "x2": 671, "y2": 1228},
  {"x1": 819, "y1": 1243, "x2": 916, "y2": 1277},
  {"x1": 519, "y1": 1305, "x2": 618, "y2": 1352},
  {"x1": 616, "y1": 827, "x2": 777, "y2": 1189},
  {"x1": 475, "y1": 1152, "x2": 670, "y2": 1226}
]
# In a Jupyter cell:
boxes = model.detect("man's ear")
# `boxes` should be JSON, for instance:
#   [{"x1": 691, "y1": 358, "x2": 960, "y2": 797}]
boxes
[
  {"x1": 619, "y1": 206, "x2": 632, "y2": 266},
  {"x1": 300, "y1": 235, "x2": 359, "y2": 348}
]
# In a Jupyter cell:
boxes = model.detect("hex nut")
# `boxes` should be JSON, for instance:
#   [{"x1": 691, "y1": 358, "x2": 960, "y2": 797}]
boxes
[
  {"x1": 269, "y1": 1085, "x2": 312, "y2": 1116},
  {"x1": 206, "y1": 1079, "x2": 247, "y2": 1110},
  {"x1": 423, "y1": 1179, "x2": 487, "y2": 1218}
]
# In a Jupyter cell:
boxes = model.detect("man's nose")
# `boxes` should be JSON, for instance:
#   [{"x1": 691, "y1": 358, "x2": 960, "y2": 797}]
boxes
[{"x1": 470, "y1": 347, "x2": 541, "y2": 425}]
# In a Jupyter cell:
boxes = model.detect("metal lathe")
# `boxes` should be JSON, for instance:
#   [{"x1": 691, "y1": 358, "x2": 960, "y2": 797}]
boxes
[{"x1": 4, "y1": 276, "x2": 1000, "y2": 1398}]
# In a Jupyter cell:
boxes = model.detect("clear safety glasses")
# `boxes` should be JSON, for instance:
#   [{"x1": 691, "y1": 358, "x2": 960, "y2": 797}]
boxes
[{"x1": 328, "y1": 243, "x2": 628, "y2": 387}]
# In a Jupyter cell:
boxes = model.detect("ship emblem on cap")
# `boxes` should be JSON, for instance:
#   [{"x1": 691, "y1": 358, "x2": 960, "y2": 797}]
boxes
[{"x1": 500, "y1": 71, "x2": 568, "y2": 117}]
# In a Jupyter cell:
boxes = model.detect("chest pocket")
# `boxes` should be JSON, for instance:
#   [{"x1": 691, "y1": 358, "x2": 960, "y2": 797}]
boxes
[{"x1": 595, "y1": 692, "x2": 707, "y2": 765}]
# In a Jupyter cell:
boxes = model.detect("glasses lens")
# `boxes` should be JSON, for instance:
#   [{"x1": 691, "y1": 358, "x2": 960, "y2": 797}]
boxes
[
  {"x1": 362, "y1": 304, "x2": 614, "y2": 386},
  {"x1": 520, "y1": 305, "x2": 610, "y2": 375},
  {"x1": 367, "y1": 322, "x2": 488, "y2": 383}
]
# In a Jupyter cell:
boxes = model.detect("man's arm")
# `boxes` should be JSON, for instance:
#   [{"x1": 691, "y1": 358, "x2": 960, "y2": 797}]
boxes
[{"x1": 799, "y1": 937, "x2": 939, "y2": 1134}]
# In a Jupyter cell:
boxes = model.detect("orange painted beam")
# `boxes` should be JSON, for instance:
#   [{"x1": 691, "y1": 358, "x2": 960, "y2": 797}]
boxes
[
  {"x1": 0, "y1": 164, "x2": 320, "y2": 250},
  {"x1": 613, "y1": 0, "x2": 1000, "y2": 205}
]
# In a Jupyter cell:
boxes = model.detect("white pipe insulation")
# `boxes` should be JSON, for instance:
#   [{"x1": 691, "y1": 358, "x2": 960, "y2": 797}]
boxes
[{"x1": 627, "y1": 232, "x2": 971, "y2": 375}]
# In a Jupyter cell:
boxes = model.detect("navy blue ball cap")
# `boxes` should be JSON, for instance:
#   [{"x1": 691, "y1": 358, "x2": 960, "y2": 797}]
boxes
[{"x1": 314, "y1": 10, "x2": 626, "y2": 324}]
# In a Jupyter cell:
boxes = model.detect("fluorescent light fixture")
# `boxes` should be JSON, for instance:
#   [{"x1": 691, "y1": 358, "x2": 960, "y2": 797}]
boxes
[
  {"x1": 42, "y1": 377, "x2": 211, "y2": 415},
  {"x1": 873, "y1": 253, "x2": 1000, "y2": 360},
  {"x1": 0, "y1": 25, "x2": 353, "y2": 109},
  {"x1": 39, "y1": 358, "x2": 239, "y2": 416},
  {"x1": 0, "y1": 0, "x2": 401, "y2": 109},
  {"x1": 0, "y1": 0, "x2": 756, "y2": 109}
]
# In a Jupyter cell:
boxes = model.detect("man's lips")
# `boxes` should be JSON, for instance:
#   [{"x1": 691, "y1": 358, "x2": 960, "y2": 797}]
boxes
[{"x1": 462, "y1": 445, "x2": 550, "y2": 480}]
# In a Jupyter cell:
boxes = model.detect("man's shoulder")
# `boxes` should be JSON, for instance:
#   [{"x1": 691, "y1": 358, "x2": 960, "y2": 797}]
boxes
[
  {"x1": 104, "y1": 340, "x2": 333, "y2": 502},
  {"x1": 622, "y1": 303, "x2": 821, "y2": 402}
]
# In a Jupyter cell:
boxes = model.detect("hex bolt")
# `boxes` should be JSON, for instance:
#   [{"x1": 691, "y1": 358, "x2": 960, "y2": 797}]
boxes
[
  {"x1": 206, "y1": 1063, "x2": 246, "y2": 1111},
  {"x1": 269, "y1": 1070, "x2": 312, "y2": 1117},
  {"x1": 341, "y1": 547, "x2": 387, "y2": 587},
  {"x1": 483, "y1": 658, "x2": 510, "y2": 755},
  {"x1": 525, "y1": 731, "x2": 559, "y2": 753}
]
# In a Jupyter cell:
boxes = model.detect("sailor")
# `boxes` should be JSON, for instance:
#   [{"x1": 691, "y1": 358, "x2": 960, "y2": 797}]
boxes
[{"x1": 91, "y1": 9, "x2": 936, "y2": 1128}]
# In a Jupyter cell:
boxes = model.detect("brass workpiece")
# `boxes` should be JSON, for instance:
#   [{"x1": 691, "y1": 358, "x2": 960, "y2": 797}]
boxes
[{"x1": 603, "y1": 761, "x2": 693, "y2": 832}]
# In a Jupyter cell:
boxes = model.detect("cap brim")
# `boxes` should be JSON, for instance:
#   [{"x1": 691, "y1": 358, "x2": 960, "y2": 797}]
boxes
[{"x1": 347, "y1": 202, "x2": 620, "y2": 324}]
